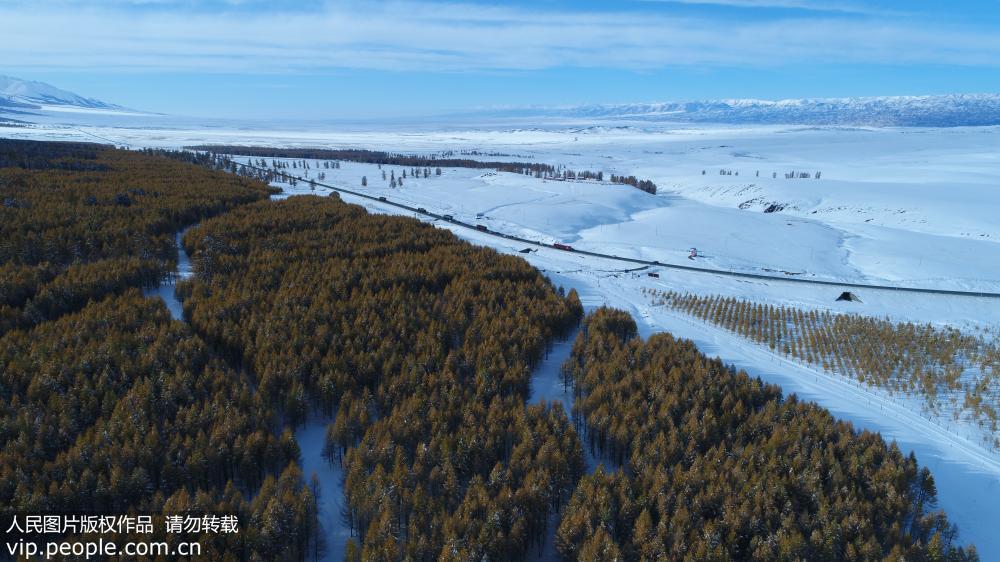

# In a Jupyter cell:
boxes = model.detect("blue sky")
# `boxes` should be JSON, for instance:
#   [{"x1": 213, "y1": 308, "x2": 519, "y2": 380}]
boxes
[{"x1": 1, "y1": 0, "x2": 999, "y2": 118}]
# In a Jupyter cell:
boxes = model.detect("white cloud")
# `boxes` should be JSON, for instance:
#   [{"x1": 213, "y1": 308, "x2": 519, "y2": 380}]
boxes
[{"x1": 0, "y1": 1, "x2": 997, "y2": 73}]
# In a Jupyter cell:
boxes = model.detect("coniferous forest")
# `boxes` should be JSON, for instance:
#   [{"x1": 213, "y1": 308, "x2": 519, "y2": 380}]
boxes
[
  {"x1": 0, "y1": 140, "x2": 271, "y2": 336},
  {"x1": 0, "y1": 140, "x2": 312, "y2": 559},
  {"x1": 0, "y1": 139, "x2": 978, "y2": 560},
  {"x1": 177, "y1": 196, "x2": 585, "y2": 559},
  {"x1": 558, "y1": 308, "x2": 976, "y2": 561}
]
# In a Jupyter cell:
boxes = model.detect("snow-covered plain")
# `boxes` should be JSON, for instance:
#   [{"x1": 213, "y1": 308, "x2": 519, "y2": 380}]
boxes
[
  {"x1": 8, "y1": 115, "x2": 1000, "y2": 294},
  {"x1": 5, "y1": 115, "x2": 1000, "y2": 557},
  {"x1": 243, "y1": 150, "x2": 1000, "y2": 318}
]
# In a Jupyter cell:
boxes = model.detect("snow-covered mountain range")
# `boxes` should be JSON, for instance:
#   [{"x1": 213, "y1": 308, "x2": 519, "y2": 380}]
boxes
[
  {"x1": 1, "y1": 75, "x2": 121, "y2": 111},
  {"x1": 2, "y1": 73, "x2": 999, "y2": 128},
  {"x1": 481, "y1": 94, "x2": 1000, "y2": 127}
]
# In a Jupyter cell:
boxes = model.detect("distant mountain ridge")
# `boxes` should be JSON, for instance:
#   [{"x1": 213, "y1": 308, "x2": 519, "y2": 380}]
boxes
[
  {"x1": 0, "y1": 75, "x2": 121, "y2": 111},
  {"x1": 3, "y1": 73, "x2": 998, "y2": 128},
  {"x1": 484, "y1": 94, "x2": 1000, "y2": 127}
]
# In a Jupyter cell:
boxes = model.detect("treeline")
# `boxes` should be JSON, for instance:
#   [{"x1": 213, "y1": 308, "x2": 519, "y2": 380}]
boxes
[
  {"x1": 557, "y1": 307, "x2": 978, "y2": 561},
  {"x1": 178, "y1": 196, "x2": 586, "y2": 559},
  {"x1": 0, "y1": 139, "x2": 106, "y2": 170},
  {"x1": 188, "y1": 144, "x2": 660, "y2": 194},
  {"x1": 188, "y1": 145, "x2": 561, "y2": 177},
  {"x1": 141, "y1": 147, "x2": 292, "y2": 191},
  {"x1": 650, "y1": 290, "x2": 1000, "y2": 450},
  {"x1": 609, "y1": 174, "x2": 657, "y2": 194},
  {"x1": 0, "y1": 140, "x2": 271, "y2": 335}
]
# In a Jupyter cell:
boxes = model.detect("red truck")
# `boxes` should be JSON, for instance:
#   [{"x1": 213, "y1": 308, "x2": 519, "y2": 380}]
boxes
[{"x1": 553, "y1": 243, "x2": 574, "y2": 251}]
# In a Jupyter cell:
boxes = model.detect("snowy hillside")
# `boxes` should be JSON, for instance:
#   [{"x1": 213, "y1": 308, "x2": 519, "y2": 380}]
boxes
[
  {"x1": 482, "y1": 94, "x2": 1000, "y2": 127},
  {"x1": 0, "y1": 75, "x2": 121, "y2": 111}
]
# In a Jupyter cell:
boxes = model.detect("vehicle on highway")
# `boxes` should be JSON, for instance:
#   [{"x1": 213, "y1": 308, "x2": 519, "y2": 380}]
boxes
[
  {"x1": 378, "y1": 196, "x2": 387, "y2": 201},
  {"x1": 553, "y1": 243, "x2": 574, "y2": 251},
  {"x1": 443, "y1": 214, "x2": 454, "y2": 221},
  {"x1": 476, "y1": 224, "x2": 488, "y2": 232},
  {"x1": 417, "y1": 207, "x2": 427, "y2": 213}
]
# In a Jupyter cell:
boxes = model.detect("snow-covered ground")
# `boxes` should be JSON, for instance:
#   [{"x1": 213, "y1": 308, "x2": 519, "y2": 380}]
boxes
[
  {"x1": 246, "y1": 154, "x2": 1000, "y2": 327},
  {"x1": 5, "y1": 116, "x2": 1000, "y2": 556},
  {"x1": 295, "y1": 418, "x2": 351, "y2": 562},
  {"x1": 528, "y1": 324, "x2": 617, "y2": 476},
  {"x1": 143, "y1": 230, "x2": 194, "y2": 321}
]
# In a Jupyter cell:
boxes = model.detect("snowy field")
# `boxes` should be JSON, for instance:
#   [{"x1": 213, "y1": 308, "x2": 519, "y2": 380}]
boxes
[
  {"x1": 6, "y1": 113, "x2": 1000, "y2": 297},
  {"x1": 246, "y1": 152, "x2": 1000, "y2": 328},
  {"x1": 4, "y1": 113, "x2": 1000, "y2": 556}
]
